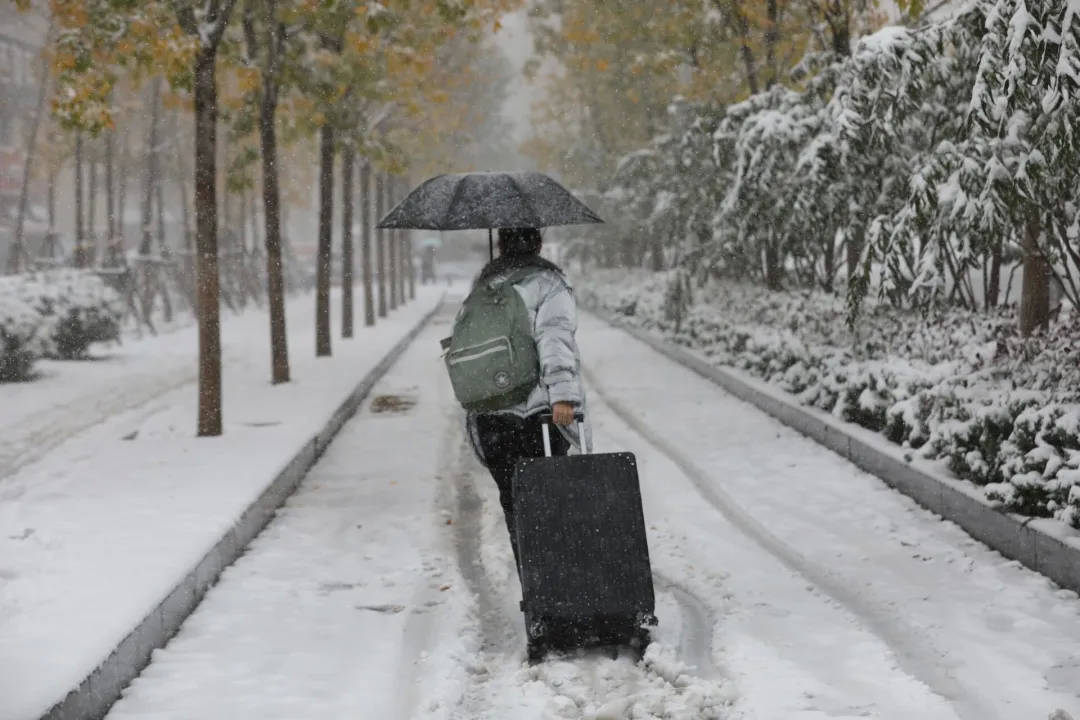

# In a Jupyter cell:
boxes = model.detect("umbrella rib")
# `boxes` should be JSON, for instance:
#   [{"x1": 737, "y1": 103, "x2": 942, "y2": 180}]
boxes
[
  {"x1": 444, "y1": 175, "x2": 471, "y2": 229},
  {"x1": 403, "y1": 175, "x2": 443, "y2": 229},
  {"x1": 507, "y1": 174, "x2": 543, "y2": 228}
]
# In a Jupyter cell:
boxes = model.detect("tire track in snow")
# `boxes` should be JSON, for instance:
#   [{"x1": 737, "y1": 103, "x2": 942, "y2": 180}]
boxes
[
  {"x1": 654, "y1": 572, "x2": 717, "y2": 680},
  {"x1": 584, "y1": 365, "x2": 997, "y2": 720},
  {"x1": 393, "y1": 306, "x2": 474, "y2": 720},
  {"x1": 450, "y1": 431, "x2": 517, "y2": 655},
  {"x1": 447, "y1": 422, "x2": 529, "y2": 718}
]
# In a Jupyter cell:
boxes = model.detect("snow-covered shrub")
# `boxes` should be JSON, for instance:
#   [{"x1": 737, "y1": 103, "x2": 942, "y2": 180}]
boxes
[
  {"x1": 885, "y1": 398, "x2": 921, "y2": 446},
  {"x1": 0, "y1": 285, "x2": 41, "y2": 382},
  {"x1": 933, "y1": 399, "x2": 1019, "y2": 486},
  {"x1": 662, "y1": 269, "x2": 694, "y2": 332},
  {"x1": 985, "y1": 406, "x2": 1080, "y2": 519},
  {"x1": 16, "y1": 271, "x2": 123, "y2": 359}
]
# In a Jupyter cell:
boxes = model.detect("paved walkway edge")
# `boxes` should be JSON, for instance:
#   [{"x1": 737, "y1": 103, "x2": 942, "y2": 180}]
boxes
[
  {"x1": 588, "y1": 307, "x2": 1080, "y2": 595},
  {"x1": 42, "y1": 299, "x2": 444, "y2": 720}
]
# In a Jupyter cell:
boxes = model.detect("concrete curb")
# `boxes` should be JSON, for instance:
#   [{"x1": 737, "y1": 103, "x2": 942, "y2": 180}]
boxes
[
  {"x1": 41, "y1": 298, "x2": 445, "y2": 720},
  {"x1": 588, "y1": 307, "x2": 1080, "y2": 595}
]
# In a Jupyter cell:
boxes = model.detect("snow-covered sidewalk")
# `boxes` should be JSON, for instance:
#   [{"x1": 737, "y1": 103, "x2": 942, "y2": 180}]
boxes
[
  {"x1": 0, "y1": 286, "x2": 443, "y2": 720},
  {"x1": 2, "y1": 292, "x2": 313, "y2": 484}
]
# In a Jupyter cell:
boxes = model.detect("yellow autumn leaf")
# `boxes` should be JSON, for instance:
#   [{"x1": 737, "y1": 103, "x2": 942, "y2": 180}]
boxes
[{"x1": 235, "y1": 66, "x2": 260, "y2": 94}]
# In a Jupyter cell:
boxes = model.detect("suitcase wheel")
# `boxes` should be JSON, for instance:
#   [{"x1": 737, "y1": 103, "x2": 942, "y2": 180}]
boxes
[
  {"x1": 526, "y1": 614, "x2": 549, "y2": 663},
  {"x1": 629, "y1": 628, "x2": 651, "y2": 658},
  {"x1": 526, "y1": 640, "x2": 547, "y2": 664}
]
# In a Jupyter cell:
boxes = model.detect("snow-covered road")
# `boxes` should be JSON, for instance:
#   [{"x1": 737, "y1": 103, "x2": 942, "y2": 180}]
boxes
[{"x1": 104, "y1": 304, "x2": 1080, "y2": 719}]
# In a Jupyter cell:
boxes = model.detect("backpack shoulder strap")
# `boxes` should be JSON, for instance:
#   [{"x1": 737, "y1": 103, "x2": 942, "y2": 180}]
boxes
[{"x1": 482, "y1": 265, "x2": 537, "y2": 292}]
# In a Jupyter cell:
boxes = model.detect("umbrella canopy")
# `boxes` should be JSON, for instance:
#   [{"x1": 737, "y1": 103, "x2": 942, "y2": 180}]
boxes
[{"x1": 376, "y1": 172, "x2": 603, "y2": 230}]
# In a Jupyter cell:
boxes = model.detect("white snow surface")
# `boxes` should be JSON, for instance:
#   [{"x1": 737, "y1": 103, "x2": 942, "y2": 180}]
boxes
[
  {"x1": 0, "y1": 286, "x2": 443, "y2": 720},
  {"x1": 96, "y1": 306, "x2": 1080, "y2": 719}
]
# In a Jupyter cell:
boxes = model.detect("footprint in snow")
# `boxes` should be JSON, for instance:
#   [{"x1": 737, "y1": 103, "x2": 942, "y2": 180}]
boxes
[
  {"x1": 318, "y1": 581, "x2": 363, "y2": 594},
  {"x1": 357, "y1": 604, "x2": 406, "y2": 614}
]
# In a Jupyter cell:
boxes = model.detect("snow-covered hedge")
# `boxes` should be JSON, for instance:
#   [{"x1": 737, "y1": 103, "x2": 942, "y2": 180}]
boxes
[
  {"x1": 0, "y1": 286, "x2": 41, "y2": 382},
  {"x1": 0, "y1": 271, "x2": 124, "y2": 379},
  {"x1": 16, "y1": 271, "x2": 124, "y2": 359},
  {"x1": 579, "y1": 270, "x2": 1080, "y2": 528}
]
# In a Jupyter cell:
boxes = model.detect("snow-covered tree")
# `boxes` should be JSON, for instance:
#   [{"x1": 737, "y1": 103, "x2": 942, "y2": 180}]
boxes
[{"x1": 604, "y1": 0, "x2": 1079, "y2": 336}]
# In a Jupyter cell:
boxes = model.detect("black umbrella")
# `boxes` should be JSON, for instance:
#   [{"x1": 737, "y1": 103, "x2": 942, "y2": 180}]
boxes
[{"x1": 376, "y1": 171, "x2": 603, "y2": 259}]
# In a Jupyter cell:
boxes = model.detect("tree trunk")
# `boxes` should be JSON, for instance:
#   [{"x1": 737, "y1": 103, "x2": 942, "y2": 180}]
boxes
[
  {"x1": 341, "y1": 145, "x2": 355, "y2": 338},
  {"x1": 155, "y1": 137, "x2": 173, "y2": 323},
  {"x1": 389, "y1": 178, "x2": 399, "y2": 311},
  {"x1": 171, "y1": 117, "x2": 195, "y2": 308},
  {"x1": 315, "y1": 123, "x2": 334, "y2": 357},
  {"x1": 105, "y1": 130, "x2": 115, "y2": 241},
  {"x1": 649, "y1": 234, "x2": 664, "y2": 271},
  {"x1": 407, "y1": 227, "x2": 415, "y2": 300},
  {"x1": 846, "y1": 225, "x2": 863, "y2": 284},
  {"x1": 238, "y1": 183, "x2": 247, "y2": 252},
  {"x1": 88, "y1": 145, "x2": 97, "y2": 262},
  {"x1": 259, "y1": 64, "x2": 290, "y2": 384},
  {"x1": 194, "y1": 46, "x2": 224, "y2": 437},
  {"x1": 827, "y1": 5, "x2": 852, "y2": 57},
  {"x1": 155, "y1": 159, "x2": 166, "y2": 252},
  {"x1": 376, "y1": 172, "x2": 387, "y2": 318},
  {"x1": 987, "y1": 235, "x2": 1003, "y2": 309},
  {"x1": 10, "y1": 24, "x2": 50, "y2": 274},
  {"x1": 47, "y1": 165, "x2": 55, "y2": 232},
  {"x1": 398, "y1": 178, "x2": 412, "y2": 302},
  {"x1": 222, "y1": 158, "x2": 231, "y2": 242},
  {"x1": 764, "y1": 238, "x2": 783, "y2": 290},
  {"x1": 248, "y1": 183, "x2": 259, "y2": 250},
  {"x1": 360, "y1": 161, "x2": 375, "y2": 327},
  {"x1": 75, "y1": 133, "x2": 86, "y2": 268},
  {"x1": 765, "y1": 0, "x2": 780, "y2": 88},
  {"x1": 117, "y1": 132, "x2": 128, "y2": 244},
  {"x1": 176, "y1": 126, "x2": 191, "y2": 250},
  {"x1": 398, "y1": 228, "x2": 406, "y2": 305},
  {"x1": 733, "y1": 3, "x2": 759, "y2": 94},
  {"x1": 822, "y1": 233, "x2": 835, "y2": 293},
  {"x1": 1019, "y1": 214, "x2": 1050, "y2": 336},
  {"x1": 141, "y1": 79, "x2": 161, "y2": 256}
]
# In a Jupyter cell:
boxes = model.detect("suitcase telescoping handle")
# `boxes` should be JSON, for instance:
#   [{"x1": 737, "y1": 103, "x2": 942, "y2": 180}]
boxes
[{"x1": 538, "y1": 410, "x2": 588, "y2": 457}]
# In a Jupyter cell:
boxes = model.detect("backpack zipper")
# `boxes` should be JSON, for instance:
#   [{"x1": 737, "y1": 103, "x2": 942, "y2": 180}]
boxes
[{"x1": 447, "y1": 336, "x2": 515, "y2": 365}]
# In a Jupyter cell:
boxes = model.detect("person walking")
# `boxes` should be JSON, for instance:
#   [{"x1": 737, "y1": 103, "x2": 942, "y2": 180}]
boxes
[{"x1": 458, "y1": 226, "x2": 588, "y2": 573}]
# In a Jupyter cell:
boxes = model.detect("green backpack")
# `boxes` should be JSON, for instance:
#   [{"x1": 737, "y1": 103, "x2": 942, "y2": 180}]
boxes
[{"x1": 443, "y1": 268, "x2": 540, "y2": 412}]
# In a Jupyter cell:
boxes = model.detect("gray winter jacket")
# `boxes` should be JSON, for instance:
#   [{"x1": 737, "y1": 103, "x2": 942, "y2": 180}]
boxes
[{"x1": 464, "y1": 265, "x2": 590, "y2": 463}]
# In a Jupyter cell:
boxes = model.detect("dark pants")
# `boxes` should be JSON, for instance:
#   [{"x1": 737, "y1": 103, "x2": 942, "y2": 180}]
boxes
[{"x1": 475, "y1": 413, "x2": 570, "y2": 573}]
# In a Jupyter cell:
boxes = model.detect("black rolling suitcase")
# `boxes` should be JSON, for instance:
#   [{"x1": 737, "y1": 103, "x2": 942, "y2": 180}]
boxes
[{"x1": 513, "y1": 413, "x2": 657, "y2": 662}]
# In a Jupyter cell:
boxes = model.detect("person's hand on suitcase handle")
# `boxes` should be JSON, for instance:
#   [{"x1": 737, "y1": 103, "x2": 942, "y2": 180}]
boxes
[
  {"x1": 539, "y1": 407, "x2": 588, "y2": 456},
  {"x1": 550, "y1": 401, "x2": 577, "y2": 426},
  {"x1": 541, "y1": 404, "x2": 583, "y2": 426}
]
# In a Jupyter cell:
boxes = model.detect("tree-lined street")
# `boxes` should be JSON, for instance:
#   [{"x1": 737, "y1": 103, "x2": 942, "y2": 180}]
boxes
[{"x1": 3, "y1": 1, "x2": 1080, "y2": 718}]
